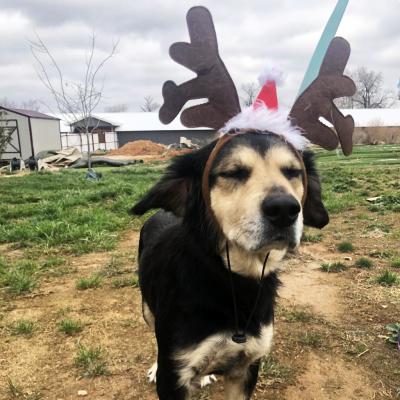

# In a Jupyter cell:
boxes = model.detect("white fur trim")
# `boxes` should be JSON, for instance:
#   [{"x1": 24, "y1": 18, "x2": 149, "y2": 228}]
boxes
[
  {"x1": 258, "y1": 64, "x2": 285, "y2": 86},
  {"x1": 221, "y1": 106, "x2": 309, "y2": 151}
]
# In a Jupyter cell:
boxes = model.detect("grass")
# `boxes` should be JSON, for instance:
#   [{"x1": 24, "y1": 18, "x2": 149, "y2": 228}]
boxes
[
  {"x1": 0, "y1": 260, "x2": 38, "y2": 295},
  {"x1": 111, "y1": 275, "x2": 139, "y2": 289},
  {"x1": 299, "y1": 332, "x2": 324, "y2": 348},
  {"x1": 41, "y1": 256, "x2": 65, "y2": 269},
  {"x1": 320, "y1": 262, "x2": 347, "y2": 273},
  {"x1": 280, "y1": 306, "x2": 315, "y2": 323},
  {"x1": 260, "y1": 356, "x2": 293, "y2": 385},
  {"x1": 391, "y1": 258, "x2": 400, "y2": 268},
  {"x1": 385, "y1": 323, "x2": 400, "y2": 346},
  {"x1": 302, "y1": 232, "x2": 323, "y2": 243},
  {"x1": 58, "y1": 318, "x2": 84, "y2": 335},
  {"x1": 369, "y1": 249, "x2": 393, "y2": 259},
  {"x1": 0, "y1": 165, "x2": 162, "y2": 255},
  {"x1": 9, "y1": 319, "x2": 35, "y2": 336},
  {"x1": 355, "y1": 257, "x2": 373, "y2": 269},
  {"x1": 101, "y1": 255, "x2": 127, "y2": 277},
  {"x1": 337, "y1": 241, "x2": 355, "y2": 252},
  {"x1": 76, "y1": 274, "x2": 103, "y2": 290},
  {"x1": 375, "y1": 270, "x2": 399, "y2": 286},
  {"x1": 0, "y1": 146, "x2": 400, "y2": 397},
  {"x1": 75, "y1": 345, "x2": 109, "y2": 378},
  {"x1": 7, "y1": 379, "x2": 42, "y2": 400}
]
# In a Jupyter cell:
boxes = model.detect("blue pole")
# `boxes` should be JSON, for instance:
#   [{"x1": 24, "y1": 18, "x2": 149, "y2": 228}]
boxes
[{"x1": 297, "y1": 0, "x2": 350, "y2": 97}]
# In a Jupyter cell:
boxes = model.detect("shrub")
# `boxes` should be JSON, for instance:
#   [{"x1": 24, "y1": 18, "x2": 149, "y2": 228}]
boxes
[
  {"x1": 355, "y1": 257, "x2": 373, "y2": 269},
  {"x1": 337, "y1": 241, "x2": 355, "y2": 253}
]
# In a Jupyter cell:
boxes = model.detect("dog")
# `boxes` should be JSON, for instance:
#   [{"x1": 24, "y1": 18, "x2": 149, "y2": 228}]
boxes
[{"x1": 131, "y1": 131, "x2": 328, "y2": 399}]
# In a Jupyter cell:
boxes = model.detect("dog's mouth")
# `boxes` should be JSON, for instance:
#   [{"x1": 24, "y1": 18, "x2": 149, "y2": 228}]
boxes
[{"x1": 247, "y1": 227, "x2": 299, "y2": 252}]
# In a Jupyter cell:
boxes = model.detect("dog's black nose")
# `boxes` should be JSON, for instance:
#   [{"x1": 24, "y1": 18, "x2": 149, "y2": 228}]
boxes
[{"x1": 262, "y1": 195, "x2": 300, "y2": 228}]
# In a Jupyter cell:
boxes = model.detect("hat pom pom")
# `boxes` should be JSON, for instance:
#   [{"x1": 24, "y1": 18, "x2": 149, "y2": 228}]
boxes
[{"x1": 258, "y1": 64, "x2": 285, "y2": 86}]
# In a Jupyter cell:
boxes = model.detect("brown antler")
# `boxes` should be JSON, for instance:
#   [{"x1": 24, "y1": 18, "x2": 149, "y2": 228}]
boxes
[
  {"x1": 159, "y1": 6, "x2": 241, "y2": 130},
  {"x1": 289, "y1": 37, "x2": 356, "y2": 155}
]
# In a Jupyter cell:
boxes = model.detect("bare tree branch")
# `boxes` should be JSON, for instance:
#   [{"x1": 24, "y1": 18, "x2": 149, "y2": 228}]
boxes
[
  {"x1": 104, "y1": 103, "x2": 129, "y2": 112},
  {"x1": 335, "y1": 67, "x2": 395, "y2": 109},
  {"x1": 140, "y1": 96, "x2": 160, "y2": 112},
  {"x1": 30, "y1": 32, "x2": 118, "y2": 168},
  {"x1": 240, "y1": 82, "x2": 259, "y2": 107}
]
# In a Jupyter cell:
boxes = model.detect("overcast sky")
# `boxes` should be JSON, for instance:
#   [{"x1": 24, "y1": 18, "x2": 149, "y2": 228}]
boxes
[{"x1": 0, "y1": 0, "x2": 399, "y2": 114}]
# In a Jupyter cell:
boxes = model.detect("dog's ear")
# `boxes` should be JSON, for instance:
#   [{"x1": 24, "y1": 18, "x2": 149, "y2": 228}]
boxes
[
  {"x1": 131, "y1": 174, "x2": 190, "y2": 217},
  {"x1": 302, "y1": 151, "x2": 329, "y2": 229},
  {"x1": 130, "y1": 146, "x2": 211, "y2": 216}
]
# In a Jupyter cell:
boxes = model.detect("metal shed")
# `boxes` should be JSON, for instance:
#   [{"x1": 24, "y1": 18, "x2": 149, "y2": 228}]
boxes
[{"x1": 0, "y1": 106, "x2": 61, "y2": 160}]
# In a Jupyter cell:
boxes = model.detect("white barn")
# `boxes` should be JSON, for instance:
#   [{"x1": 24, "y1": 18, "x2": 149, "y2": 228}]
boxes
[
  {"x1": 0, "y1": 107, "x2": 61, "y2": 160},
  {"x1": 56, "y1": 108, "x2": 400, "y2": 153},
  {"x1": 58, "y1": 112, "x2": 214, "y2": 152}
]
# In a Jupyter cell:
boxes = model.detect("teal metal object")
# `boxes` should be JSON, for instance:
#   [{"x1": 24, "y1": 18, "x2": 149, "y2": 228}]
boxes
[{"x1": 297, "y1": 0, "x2": 350, "y2": 97}]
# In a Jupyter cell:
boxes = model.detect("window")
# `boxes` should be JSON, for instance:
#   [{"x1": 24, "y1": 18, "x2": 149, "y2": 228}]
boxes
[{"x1": 98, "y1": 132, "x2": 106, "y2": 144}]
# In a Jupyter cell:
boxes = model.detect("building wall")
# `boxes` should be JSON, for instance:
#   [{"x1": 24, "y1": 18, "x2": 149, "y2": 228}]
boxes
[
  {"x1": 0, "y1": 110, "x2": 32, "y2": 160},
  {"x1": 30, "y1": 118, "x2": 61, "y2": 154},
  {"x1": 61, "y1": 131, "x2": 118, "y2": 152},
  {"x1": 117, "y1": 130, "x2": 216, "y2": 147}
]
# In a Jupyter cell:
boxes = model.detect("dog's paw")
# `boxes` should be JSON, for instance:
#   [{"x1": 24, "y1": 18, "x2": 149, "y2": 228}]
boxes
[
  {"x1": 147, "y1": 362, "x2": 158, "y2": 383},
  {"x1": 200, "y1": 374, "x2": 217, "y2": 388}
]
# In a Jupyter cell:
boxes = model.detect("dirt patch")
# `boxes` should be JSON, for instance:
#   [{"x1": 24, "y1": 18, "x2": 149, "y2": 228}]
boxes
[
  {"x1": 284, "y1": 353, "x2": 376, "y2": 400},
  {"x1": 108, "y1": 140, "x2": 166, "y2": 157},
  {"x1": 1, "y1": 219, "x2": 399, "y2": 399},
  {"x1": 280, "y1": 246, "x2": 343, "y2": 323}
]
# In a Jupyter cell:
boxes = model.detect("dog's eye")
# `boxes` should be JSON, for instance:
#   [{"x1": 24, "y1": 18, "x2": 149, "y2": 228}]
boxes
[
  {"x1": 219, "y1": 167, "x2": 250, "y2": 181},
  {"x1": 281, "y1": 167, "x2": 302, "y2": 180}
]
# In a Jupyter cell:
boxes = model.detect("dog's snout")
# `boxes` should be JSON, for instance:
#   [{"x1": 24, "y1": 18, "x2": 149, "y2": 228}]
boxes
[{"x1": 262, "y1": 195, "x2": 300, "y2": 228}]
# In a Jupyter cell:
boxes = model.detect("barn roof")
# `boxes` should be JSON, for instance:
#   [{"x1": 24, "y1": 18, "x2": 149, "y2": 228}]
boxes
[
  {"x1": 56, "y1": 112, "x2": 213, "y2": 133},
  {"x1": 56, "y1": 108, "x2": 400, "y2": 133},
  {"x1": 0, "y1": 106, "x2": 60, "y2": 120}
]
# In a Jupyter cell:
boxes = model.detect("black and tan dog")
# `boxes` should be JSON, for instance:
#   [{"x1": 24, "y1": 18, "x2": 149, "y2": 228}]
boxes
[{"x1": 132, "y1": 131, "x2": 328, "y2": 399}]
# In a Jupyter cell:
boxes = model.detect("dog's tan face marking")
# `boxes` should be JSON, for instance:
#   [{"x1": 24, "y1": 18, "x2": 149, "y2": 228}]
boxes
[{"x1": 210, "y1": 140, "x2": 305, "y2": 253}]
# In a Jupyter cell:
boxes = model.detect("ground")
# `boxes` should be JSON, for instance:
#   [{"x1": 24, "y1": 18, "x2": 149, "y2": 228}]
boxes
[{"x1": 0, "y1": 145, "x2": 399, "y2": 399}]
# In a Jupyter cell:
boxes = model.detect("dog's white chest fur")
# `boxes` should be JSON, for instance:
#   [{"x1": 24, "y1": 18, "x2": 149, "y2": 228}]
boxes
[{"x1": 174, "y1": 324, "x2": 274, "y2": 388}]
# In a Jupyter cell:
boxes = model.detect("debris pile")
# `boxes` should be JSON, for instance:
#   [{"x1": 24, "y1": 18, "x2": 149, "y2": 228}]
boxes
[{"x1": 108, "y1": 140, "x2": 166, "y2": 156}]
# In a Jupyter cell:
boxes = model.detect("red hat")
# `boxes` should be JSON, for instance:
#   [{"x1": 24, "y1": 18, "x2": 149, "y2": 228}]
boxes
[{"x1": 253, "y1": 65, "x2": 284, "y2": 110}]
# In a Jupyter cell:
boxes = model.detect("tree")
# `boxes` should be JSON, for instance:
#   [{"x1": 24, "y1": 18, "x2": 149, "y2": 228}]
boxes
[
  {"x1": 240, "y1": 82, "x2": 259, "y2": 107},
  {"x1": 336, "y1": 67, "x2": 395, "y2": 109},
  {"x1": 0, "y1": 97, "x2": 17, "y2": 108},
  {"x1": 104, "y1": 103, "x2": 128, "y2": 112},
  {"x1": 0, "y1": 97, "x2": 42, "y2": 111},
  {"x1": 140, "y1": 96, "x2": 159, "y2": 112},
  {"x1": 20, "y1": 99, "x2": 42, "y2": 111},
  {"x1": 31, "y1": 33, "x2": 118, "y2": 168}
]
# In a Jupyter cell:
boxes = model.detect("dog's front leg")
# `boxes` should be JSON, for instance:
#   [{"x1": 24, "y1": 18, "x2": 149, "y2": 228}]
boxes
[
  {"x1": 224, "y1": 360, "x2": 260, "y2": 400},
  {"x1": 156, "y1": 355, "x2": 189, "y2": 400}
]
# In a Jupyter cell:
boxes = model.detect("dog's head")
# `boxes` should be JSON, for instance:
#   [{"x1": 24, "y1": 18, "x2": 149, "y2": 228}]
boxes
[{"x1": 132, "y1": 131, "x2": 328, "y2": 253}]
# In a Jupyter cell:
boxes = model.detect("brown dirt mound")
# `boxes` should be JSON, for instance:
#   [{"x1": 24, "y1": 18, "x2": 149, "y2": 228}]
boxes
[{"x1": 108, "y1": 140, "x2": 166, "y2": 156}]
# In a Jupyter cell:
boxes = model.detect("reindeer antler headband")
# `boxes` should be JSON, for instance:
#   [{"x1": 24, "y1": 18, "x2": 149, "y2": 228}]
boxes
[{"x1": 159, "y1": 5, "x2": 356, "y2": 155}]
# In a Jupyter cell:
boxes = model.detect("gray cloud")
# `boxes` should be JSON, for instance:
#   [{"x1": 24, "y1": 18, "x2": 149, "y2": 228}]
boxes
[{"x1": 0, "y1": 0, "x2": 399, "y2": 113}]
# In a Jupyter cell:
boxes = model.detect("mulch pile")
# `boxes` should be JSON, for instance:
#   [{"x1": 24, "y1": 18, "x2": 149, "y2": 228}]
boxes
[{"x1": 108, "y1": 140, "x2": 166, "y2": 156}]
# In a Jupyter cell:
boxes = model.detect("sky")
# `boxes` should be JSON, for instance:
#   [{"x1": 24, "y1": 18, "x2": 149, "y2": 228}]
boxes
[{"x1": 0, "y1": 0, "x2": 399, "y2": 114}]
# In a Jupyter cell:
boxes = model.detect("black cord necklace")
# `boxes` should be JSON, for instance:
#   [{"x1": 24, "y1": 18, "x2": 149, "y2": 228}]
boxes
[{"x1": 225, "y1": 242, "x2": 270, "y2": 344}]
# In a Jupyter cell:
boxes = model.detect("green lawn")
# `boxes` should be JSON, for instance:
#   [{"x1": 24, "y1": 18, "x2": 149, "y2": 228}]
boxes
[
  {"x1": 0, "y1": 164, "x2": 164, "y2": 255},
  {"x1": 0, "y1": 144, "x2": 399, "y2": 257},
  {"x1": 315, "y1": 144, "x2": 400, "y2": 214}
]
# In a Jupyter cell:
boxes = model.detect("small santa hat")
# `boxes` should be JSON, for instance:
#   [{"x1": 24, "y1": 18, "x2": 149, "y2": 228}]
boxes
[
  {"x1": 221, "y1": 65, "x2": 309, "y2": 150},
  {"x1": 253, "y1": 64, "x2": 285, "y2": 110}
]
